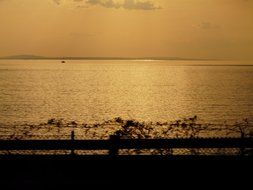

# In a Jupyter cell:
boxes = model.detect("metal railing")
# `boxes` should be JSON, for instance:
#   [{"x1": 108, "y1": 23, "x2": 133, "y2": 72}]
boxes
[{"x1": 0, "y1": 133, "x2": 253, "y2": 156}]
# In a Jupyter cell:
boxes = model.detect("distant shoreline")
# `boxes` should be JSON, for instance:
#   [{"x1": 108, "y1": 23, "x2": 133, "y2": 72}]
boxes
[
  {"x1": 0, "y1": 58, "x2": 221, "y2": 61},
  {"x1": 0, "y1": 55, "x2": 224, "y2": 61},
  {"x1": 1, "y1": 56, "x2": 252, "y2": 66}
]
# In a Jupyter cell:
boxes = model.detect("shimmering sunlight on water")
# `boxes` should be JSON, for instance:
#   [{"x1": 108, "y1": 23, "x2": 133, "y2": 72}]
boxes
[{"x1": 0, "y1": 60, "x2": 253, "y2": 126}]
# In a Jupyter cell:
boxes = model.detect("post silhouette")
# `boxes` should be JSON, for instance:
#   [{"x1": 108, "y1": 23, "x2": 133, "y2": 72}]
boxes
[
  {"x1": 71, "y1": 131, "x2": 75, "y2": 155},
  {"x1": 109, "y1": 135, "x2": 119, "y2": 156},
  {"x1": 240, "y1": 132, "x2": 245, "y2": 156}
]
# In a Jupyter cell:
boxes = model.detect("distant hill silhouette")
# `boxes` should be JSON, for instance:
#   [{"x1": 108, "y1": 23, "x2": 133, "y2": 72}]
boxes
[
  {"x1": 0, "y1": 55, "x2": 219, "y2": 61},
  {"x1": 0, "y1": 55, "x2": 46, "y2": 59}
]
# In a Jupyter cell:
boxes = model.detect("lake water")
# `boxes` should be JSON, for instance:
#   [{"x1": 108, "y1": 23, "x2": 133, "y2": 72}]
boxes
[{"x1": 0, "y1": 60, "x2": 253, "y2": 125}]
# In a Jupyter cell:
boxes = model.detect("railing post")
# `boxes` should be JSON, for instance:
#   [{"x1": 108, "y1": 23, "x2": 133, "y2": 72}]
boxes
[
  {"x1": 71, "y1": 131, "x2": 75, "y2": 155},
  {"x1": 109, "y1": 135, "x2": 119, "y2": 157},
  {"x1": 240, "y1": 134, "x2": 245, "y2": 157}
]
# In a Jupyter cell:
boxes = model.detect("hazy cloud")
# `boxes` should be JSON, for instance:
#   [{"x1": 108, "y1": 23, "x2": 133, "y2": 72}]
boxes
[
  {"x1": 86, "y1": 0, "x2": 120, "y2": 8},
  {"x1": 123, "y1": 0, "x2": 161, "y2": 10},
  {"x1": 53, "y1": 0, "x2": 61, "y2": 5},
  {"x1": 53, "y1": 0, "x2": 161, "y2": 10},
  {"x1": 86, "y1": 0, "x2": 160, "y2": 10},
  {"x1": 198, "y1": 22, "x2": 220, "y2": 30}
]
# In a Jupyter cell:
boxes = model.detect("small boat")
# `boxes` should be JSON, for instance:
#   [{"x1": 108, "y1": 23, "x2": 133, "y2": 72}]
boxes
[{"x1": 61, "y1": 61, "x2": 66, "y2": 63}]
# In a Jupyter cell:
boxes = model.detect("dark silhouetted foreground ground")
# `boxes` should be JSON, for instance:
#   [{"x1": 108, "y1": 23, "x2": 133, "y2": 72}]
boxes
[{"x1": 0, "y1": 155, "x2": 252, "y2": 189}]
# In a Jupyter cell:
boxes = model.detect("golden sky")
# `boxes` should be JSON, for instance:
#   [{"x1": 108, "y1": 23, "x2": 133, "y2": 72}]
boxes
[{"x1": 0, "y1": 0, "x2": 253, "y2": 59}]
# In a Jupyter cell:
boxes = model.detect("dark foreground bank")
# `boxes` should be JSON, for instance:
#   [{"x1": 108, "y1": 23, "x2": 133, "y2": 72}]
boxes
[{"x1": 0, "y1": 155, "x2": 252, "y2": 189}]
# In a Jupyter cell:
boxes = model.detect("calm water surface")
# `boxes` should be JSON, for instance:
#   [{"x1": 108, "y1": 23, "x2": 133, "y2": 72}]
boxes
[{"x1": 0, "y1": 60, "x2": 253, "y2": 125}]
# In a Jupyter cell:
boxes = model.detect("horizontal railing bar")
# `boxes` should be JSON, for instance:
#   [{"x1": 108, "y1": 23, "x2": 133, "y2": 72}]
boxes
[{"x1": 0, "y1": 138, "x2": 252, "y2": 150}]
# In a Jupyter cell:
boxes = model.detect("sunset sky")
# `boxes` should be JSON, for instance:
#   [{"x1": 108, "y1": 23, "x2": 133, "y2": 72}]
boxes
[{"x1": 0, "y1": 0, "x2": 252, "y2": 59}]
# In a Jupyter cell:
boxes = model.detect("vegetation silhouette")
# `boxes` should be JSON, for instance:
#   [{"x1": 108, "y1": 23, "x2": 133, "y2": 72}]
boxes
[{"x1": 1, "y1": 116, "x2": 252, "y2": 156}]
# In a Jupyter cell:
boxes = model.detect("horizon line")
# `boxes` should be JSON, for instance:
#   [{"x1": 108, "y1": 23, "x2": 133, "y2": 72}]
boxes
[{"x1": 0, "y1": 54, "x2": 236, "y2": 61}]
